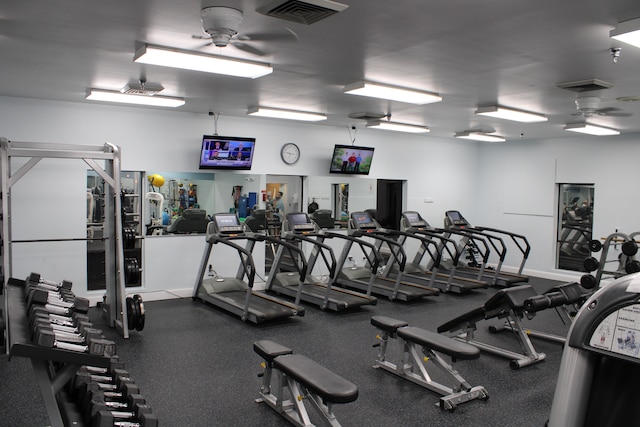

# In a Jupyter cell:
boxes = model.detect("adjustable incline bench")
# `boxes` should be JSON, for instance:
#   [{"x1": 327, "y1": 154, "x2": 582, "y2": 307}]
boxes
[
  {"x1": 371, "y1": 316, "x2": 488, "y2": 411},
  {"x1": 437, "y1": 284, "x2": 546, "y2": 369},
  {"x1": 254, "y1": 340, "x2": 358, "y2": 427}
]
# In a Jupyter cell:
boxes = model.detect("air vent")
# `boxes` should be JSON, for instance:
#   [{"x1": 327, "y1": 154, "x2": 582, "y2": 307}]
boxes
[
  {"x1": 256, "y1": 0, "x2": 348, "y2": 25},
  {"x1": 121, "y1": 81, "x2": 164, "y2": 96},
  {"x1": 556, "y1": 79, "x2": 614, "y2": 93}
]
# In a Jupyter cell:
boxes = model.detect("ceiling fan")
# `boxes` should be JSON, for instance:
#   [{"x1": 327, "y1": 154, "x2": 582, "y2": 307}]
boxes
[
  {"x1": 573, "y1": 95, "x2": 632, "y2": 118},
  {"x1": 191, "y1": 6, "x2": 298, "y2": 56}
]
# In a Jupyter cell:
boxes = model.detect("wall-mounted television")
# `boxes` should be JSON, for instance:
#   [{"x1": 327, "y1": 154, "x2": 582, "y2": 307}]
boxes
[
  {"x1": 329, "y1": 144, "x2": 374, "y2": 175},
  {"x1": 199, "y1": 135, "x2": 256, "y2": 170}
]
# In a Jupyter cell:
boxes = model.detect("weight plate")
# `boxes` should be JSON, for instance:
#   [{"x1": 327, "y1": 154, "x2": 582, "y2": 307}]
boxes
[
  {"x1": 580, "y1": 274, "x2": 597, "y2": 290},
  {"x1": 583, "y1": 256, "x2": 599, "y2": 272},
  {"x1": 588, "y1": 239, "x2": 602, "y2": 253},
  {"x1": 622, "y1": 240, "x2": 638, "y2": 257},
  {"x1": 126, "y1": 296, "x2": 136, "y2": 330},
  {"x1": 133, "y1": 294, "x2": 145, "y2": 331}
]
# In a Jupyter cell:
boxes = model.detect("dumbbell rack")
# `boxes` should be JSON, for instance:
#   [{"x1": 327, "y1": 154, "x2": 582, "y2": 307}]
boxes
[
  {"x1": 0, "y1": 138, "x2": 135, "y2": 341},
  {"x1": 6, "y1": 279, "x2": 112, "y2": 426}
]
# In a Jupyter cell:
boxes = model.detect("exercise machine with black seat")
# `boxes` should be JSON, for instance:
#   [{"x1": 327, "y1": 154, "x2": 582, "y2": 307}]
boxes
[
  {"x1": 396, "y1": 211, "x2": 489, "y2": 293},
  {"x1": 444, "y1": 210, "x2": 530, "y2": 287},
  {"x1": 437, "y1": 284, "x2": 546, "y2": 369},
  {"x1": 333, "y1": 211, "x2": 440, "y2": 302},
  {"x1": 192, "y1": 212, "x2": 305, "y2": 323},
  {"x1": 547, "y1": 273, "x2": 640, "y2": 427},
  {"x1": 265, "y1": 212, "x2": 377, "y2": 311},
  {"x1": 370, "y1": 316, "x2": 489, "y2": 411},
  {"x1": 254, "y1": 339, "x2": 358, "y2": 427}
]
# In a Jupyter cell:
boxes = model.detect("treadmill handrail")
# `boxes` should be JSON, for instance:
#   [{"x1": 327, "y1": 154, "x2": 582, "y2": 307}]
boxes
[
  {"x1": 355, "y1": 230, "x2": 408, "y2": 271},
  {"x1": 262, "y1": 235, "x2": 309, "y2": 281},
  {"x1": 381, "y1": 229, "x2": 442, "y2": 269},
  {"x1": 448, "y1": 227, "x2": 506, "y2": 262},
  {"x1": 282, "y1": 232, "x2": 337, "y2": 279},
  {"x1": 323, "y1": 231, "x2": 382, "y2": 273},
  {"x1": 207, "y1": 236, "x2": 257, "y2": 288},
  {"x1": 432, "y1": 227, "x2": 491, "y2": 265},
  {"x1": 474, "y1": 226, "x2": 531, "y2": 261}
]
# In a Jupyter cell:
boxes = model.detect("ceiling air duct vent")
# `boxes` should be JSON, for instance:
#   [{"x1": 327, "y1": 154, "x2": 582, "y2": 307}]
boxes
[
  {"x1": 556, "y1": 79, "x2": 614, "y2": 93},
  {"x1": 121, "y1": 81, "x2": 164, "y2": 96},
  {"x1": 256, "y1": 0, "x2": 348, "y2": 25}
]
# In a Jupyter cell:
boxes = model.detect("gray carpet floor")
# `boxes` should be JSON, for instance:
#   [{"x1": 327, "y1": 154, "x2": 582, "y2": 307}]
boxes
[{"x1": 1, "y1": 276, "x2": 570, "y2": 426}]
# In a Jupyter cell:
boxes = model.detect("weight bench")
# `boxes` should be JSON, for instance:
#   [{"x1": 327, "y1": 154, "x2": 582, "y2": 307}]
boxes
[
  {"x1": 371, "y1": 316, "x2": 488, "y2": 411},
  {"x1": 254, "y1": 340, "x2": 358, "y2": 427},
  {"x1": 437, "y1": 284, "x2": 546, "y2": 369}
]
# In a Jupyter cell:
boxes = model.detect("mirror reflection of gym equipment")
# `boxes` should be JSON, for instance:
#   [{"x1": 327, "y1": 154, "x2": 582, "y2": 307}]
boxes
[{"x1": 556, "y1": 184, "x2": 595, "y2": 272}]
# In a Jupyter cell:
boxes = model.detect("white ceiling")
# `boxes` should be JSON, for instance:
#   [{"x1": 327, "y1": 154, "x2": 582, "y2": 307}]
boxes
[{"x1": 2, "y1": 0, "x2": 640, "y2": 141}]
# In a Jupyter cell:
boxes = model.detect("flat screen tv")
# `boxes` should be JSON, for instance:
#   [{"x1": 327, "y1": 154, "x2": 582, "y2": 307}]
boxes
[
  {"x1": 329, "y1": 144, "x2": 374, "y2": 175},
  {"x1": 199, "y1": 135, "x2": 256, "y2": 170}
]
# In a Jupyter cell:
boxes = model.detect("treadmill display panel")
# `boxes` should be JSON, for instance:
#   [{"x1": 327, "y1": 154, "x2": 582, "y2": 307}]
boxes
[
  {"x1": 287, "y1": 213, "x2": 314, "y2": 232},
  {"x1": 352, "y1": 212, "x2": 376, "y2": 230},
  {"x1": 403, "y1": 211, "x2": 427, "y2": 228},
  {"x1": 214, "y1": 214, "x2": 244, "y2": 234},
  {"x1": 446, "y1": 210, "x2": 469, "y2": 227},
  {"x1": 589, "y1": 303, "x2": 640, "y2": 360}
]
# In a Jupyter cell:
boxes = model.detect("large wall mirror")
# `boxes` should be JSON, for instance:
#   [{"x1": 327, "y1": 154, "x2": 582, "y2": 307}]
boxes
[{"x1": 557, "y1": 183, "x2": 594, "y2": 271}]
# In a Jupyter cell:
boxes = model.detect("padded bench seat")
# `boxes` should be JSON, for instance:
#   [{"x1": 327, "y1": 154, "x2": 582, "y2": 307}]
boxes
[
  {"x1": 398, "y1": 327, "x2": 480, "y2": 360},
  {"x1": 371, "y1": 316, "x2": 408, "y2": 334},
  {"x1": 254, "y1": 339, "x2": 293, "y2": 363},
  {"x1": 275, "y1": 354, "x2": 359, "y2": 404}
]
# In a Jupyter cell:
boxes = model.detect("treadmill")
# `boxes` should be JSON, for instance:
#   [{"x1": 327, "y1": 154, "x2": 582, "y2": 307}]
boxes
[
  {"x1": 396, "y1": 211, "x2": 489, "y2": 293},
  {"x1": 192, "y1": 212, "x2": 305, "y2": 324},
  {"x1": 333, "y1": 211, "x2": 440, "y2": 302},
  {"x1": 443, "y1": 210, "x2": 530, "y2": 287},
  {"x1": 265, "y1": 212, "x2": 377, "y2": 311}
]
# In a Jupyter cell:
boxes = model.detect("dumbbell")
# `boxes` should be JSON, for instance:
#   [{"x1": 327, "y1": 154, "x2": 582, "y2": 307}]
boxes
[
  {"x1": 70, "y1": 366, "x2": 138, "y2": 399},
  {"x1": 32, "y1": 322, "x2": 115, "y2": 356},
  {"x1": 26, "y1": 287, "x2": 90, "y2": 315},
  {"x1": 81, "y1": 380, "x2": 148, "y2": 425},
  {"x1": 26, "y1": 284, "x2": 90, "y2": 313},
  {"x1": 29, "y1": 305, "x2": 91, "y2": 329},
  {"x1": 27, "y1": 272, "x2": 73, "y2": 291},
  {"x1": 93, "y1": 410, "x2": 158, "y2": 427}
]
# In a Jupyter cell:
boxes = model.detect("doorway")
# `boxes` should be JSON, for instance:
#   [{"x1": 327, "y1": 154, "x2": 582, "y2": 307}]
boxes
[{"x1": 376, "y1": 179, "x2": 405, "y2": 230}]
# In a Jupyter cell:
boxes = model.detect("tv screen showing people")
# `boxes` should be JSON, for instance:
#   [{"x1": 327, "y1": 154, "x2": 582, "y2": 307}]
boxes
[
  {"x1": 329, "y1": 144, "x2": 374, "y2": 175},
  {"x1": 199, "y1": 136, "x2": 256, "y2": 170}
]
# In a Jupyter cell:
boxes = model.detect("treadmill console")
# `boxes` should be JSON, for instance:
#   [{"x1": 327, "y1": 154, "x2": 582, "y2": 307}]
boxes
[
  {"x1": 445, "y1": 210, "x2": 470, "y2": 228},
  {"x1": 351, "y1": 212, "x2": 377, "y2": 231},
  {"x1": 213, "y1": 213, "x2": 244, "y2": 235},
  {"x1": 286, "y1": 212, "x2": 315, "y2": 233},
  {"x1": 402, "y1": 211, "x2": 428, "y2": 229}
]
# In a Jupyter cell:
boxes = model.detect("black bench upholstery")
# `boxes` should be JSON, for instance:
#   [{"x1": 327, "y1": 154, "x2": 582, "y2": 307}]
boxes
[
  {"x1": 274, "y1": 354, "x2": 359, "y2": 404},
  {"x1": 253, "y1": 339, "x2": 293, "y2": 363},
  {"x1": 371, "y1": 316, "x2": 408, "y2": 334}
]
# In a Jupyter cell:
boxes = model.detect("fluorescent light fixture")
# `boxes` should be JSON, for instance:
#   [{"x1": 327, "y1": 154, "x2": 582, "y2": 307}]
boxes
[
  {"x1": 86, "y1": 89, "x2": 185, "y2": 107},
  {"x1": 134, "y1": 44, "x2": 273, "y2": 79},
  {"x1": 343, "y1": 81, "x2": 442, "y2": 104},
  {"x1": 563, "y1": 123, "x2": 620, "y2": 136},
  {"x1": 247, "y1": 107, "x2": 327, "y2": 122},
  {"x1": 475, "y1": 105, "x2": 547, "y2": 123},
  {"x1": 610, "y1": 18, "x2": 640, "y2": 48},
  {"x1": 366, "y1": 120, "x2": 430, "y2": 133},
  {"x1": 454, "y1": 131, "x2": 506, "y2": 142}
]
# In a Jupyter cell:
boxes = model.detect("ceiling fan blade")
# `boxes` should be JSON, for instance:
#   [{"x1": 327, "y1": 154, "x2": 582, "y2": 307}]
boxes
[
  {"x1": 596, "y1": 107, "x2": 622, "y2": 113},
  {"x1": 231, "y1": 42, "x2": 267, "y2": 56},
  {"x1": 600, "y1": 112, "x2": 633, "y2": 117},
  {"x1": 192, "y1": 34, "x2": 211, "y2": 40},
  {"x1": 238, "y1": 28, "x2": 299, "y2": 42}
]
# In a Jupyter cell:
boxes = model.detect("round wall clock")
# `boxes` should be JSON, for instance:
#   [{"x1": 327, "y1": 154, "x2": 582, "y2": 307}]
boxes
[{"x1": 280, "y1": 142, "x2": 300, "y2": 165}]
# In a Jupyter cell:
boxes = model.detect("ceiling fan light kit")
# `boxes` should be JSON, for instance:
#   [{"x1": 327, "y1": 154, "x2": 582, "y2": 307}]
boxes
[
  {"x1": 475, "y1": 105, "x2": 547, "y2": 123},
  {"x1": 563, "y1": 122, "x2": 620, "y2": 136},
  {"x1": 247, "y1": 107, "x2": 327, "y2": 121},
  {"x1": 343, "y1": 81, "x2": 442, "y2": 104},
  {"x1": 133, "y1": 44, "x2": 273, "y2": 79},
  {"x1": 610, "y1": 18, "x2": 640, "y2": 49}
]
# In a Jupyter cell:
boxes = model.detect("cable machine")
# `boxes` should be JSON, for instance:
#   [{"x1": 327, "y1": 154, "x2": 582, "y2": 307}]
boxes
[{"x1": 0, "y1": 137, "x2": 138, "y2": 342}]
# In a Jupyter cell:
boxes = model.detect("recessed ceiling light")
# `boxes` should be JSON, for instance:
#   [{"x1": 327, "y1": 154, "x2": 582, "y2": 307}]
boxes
[
  {"x1": 247, "y1": 107, "x2": 327, "y2": 121},
  {"x1": 133, "y1": 44, "x2": 273, "y2": 79},
  {"x1": 343, "y1": 81, "x2": 442, "y2": 104},
  {"x1": 610, "y1": 18, "x2": 640, "y2": 49},
  {"x1": 563, "y1": 123, "x2": 620, "y2": 136},
  {"x1": 365, "y1": 120, "x2": 430, "y2": 133},
  {"x1": 475, "y1": 105, "x2": 547, "y2": 123},
  {"x1": 86, "y1": 89, "x2": 185, "y2": 108},
  {"x1": 454, "y1": 131, "x2": 506, "y2": 142}
]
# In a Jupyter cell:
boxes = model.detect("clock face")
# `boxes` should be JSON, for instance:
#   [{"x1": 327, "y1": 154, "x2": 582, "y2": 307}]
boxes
[{"x1": 281, "y1": 143, "x2": 300, "y2": 164}]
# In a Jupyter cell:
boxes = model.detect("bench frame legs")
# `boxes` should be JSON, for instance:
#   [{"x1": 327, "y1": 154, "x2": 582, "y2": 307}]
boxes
[
  {"x1": 455, "y1": 309, "x2": 546, "y2": 369},
  {"x1": 373, "y1": 330, "x2": 488, "y2": 410},
  {"x1": 257, "y1": 362, "x2": 342, "y2": 427}
]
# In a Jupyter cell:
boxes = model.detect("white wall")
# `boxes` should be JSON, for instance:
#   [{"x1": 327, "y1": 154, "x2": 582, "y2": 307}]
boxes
[{"x1": 10, "y1": 94, "x2": 611, "y2": 299}]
